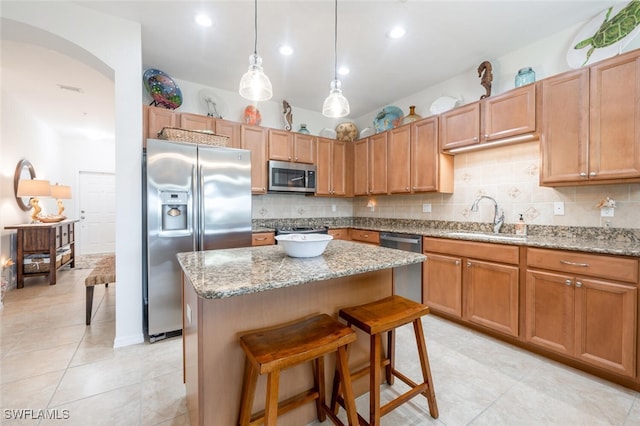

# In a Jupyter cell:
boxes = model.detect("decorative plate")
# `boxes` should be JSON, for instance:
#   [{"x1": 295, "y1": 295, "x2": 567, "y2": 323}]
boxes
[
  {"x1": 359, "y1": 127, "x2": 375, "y2": 139},
  {"x1": 143, "y1": 69, "x2": 183, "y2": 109},
  {"x1": 373, "y1": 106, "x2": 404, "y2": 133},
  {"x1": 567, "y1": 2, "x2": 640, "y2": 68},
  {"x1": 198, "y1": 89, "x2": 227, "y2": 118},
  {"x1": 243, "y1": 105, "x2": 262, "y2": 125},
  {"x1": 430, "y1": 96, "x2": 461, "y2": 115},
  {"x1": 335, "y1": 122, "x2": 358, "y2": 142},
  {"x1": 319, "y1": 128, "x2": 337, "y2": 139}
]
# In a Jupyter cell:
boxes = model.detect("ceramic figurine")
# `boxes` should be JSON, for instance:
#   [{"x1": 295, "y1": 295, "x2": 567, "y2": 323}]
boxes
[
  {"x1": 283, "y1": 100, "x2": 292, "y2": 131},
  {"x1": 477, "y1": 61, "x2": 493, "y2": 99}
]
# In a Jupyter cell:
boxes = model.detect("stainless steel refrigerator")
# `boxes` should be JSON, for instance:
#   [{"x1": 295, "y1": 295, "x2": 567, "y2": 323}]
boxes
[{"x1": 143, "y1": 138, "x2": 252, "y2": 341}]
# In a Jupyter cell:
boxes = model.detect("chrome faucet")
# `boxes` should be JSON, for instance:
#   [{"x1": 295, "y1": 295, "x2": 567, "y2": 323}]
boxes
[{"x1": 470, "y1": 195, "x2": 504, "y2": 234}]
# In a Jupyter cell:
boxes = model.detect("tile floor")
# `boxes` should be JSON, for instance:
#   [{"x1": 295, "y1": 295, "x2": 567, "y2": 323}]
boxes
[{"x1": 2, "y1": 264, "x2": 640, "y2": 425}]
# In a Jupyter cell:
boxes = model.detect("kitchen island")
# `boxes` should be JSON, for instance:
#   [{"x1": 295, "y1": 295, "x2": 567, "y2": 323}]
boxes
[{"x1": 177, "y1": 239, "x2": 426, "y2": 426}]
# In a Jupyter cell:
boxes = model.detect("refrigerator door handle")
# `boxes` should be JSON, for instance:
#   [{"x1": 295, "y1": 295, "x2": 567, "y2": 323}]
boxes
[
  {"x1": 192, "y1": 164, "x2": 198, "y2": 249},
  {"x1": 198, "y1": 164, "x2": 205, "y2": 249}
]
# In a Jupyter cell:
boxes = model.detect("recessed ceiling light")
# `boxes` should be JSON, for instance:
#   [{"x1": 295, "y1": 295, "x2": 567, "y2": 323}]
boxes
[
  {"x1": 338, "y1": 66, "x2": 350, "y2": 76},
  {"x1": 195, "y1": 13, "x2": 212, "y2": 27},
  {"x1": 387, "y1": 27, "x2": 406, "y2": 39},
  {"x1": 279, "y1": 45, "x2": 294, "y2": 56}
]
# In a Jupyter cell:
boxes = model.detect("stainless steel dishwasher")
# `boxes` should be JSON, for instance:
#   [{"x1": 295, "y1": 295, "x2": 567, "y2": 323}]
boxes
[{"x1": 380, "y1": 232, "x2": 423, "y2": 303}]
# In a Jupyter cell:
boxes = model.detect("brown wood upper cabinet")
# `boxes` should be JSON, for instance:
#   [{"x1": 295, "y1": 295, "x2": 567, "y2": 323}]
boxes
[
  {"x1": 440, "y1": 84, "x2": 537, "y2": 152},
  {"x1": 388, "y1": 118, "x2": 453, "y2": 194},
  {"x1": 214, "y1": 119, "x2": 241, "y2": 149},
  {"x1": 353, "y1": 133, "x2": 387, "y2": 196},
  {"x1": 268, "y1": 129, "x2": 315, "y2": 164},
  {"x1": 144, "y1": 105, "x2": 176, "y2": 144},
  {"x1": 241, "y1": 125, "x2": 268, "y2": 194},
  {"x1": 316, "y1": 137, "x2": 352, "y2": 197},
  {"x1": 540, "y1": 49, "x2": 640, "y2": 186},
  {"x1": 180, "y1": 112, "x2": 215, "y2": 131}
]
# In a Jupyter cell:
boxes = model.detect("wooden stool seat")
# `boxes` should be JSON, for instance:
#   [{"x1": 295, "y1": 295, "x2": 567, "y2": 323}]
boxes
[
  {"x1": 332, "y1": 295, "x2": 439, "y2": 425},
  {"x1": 238, "y1": 314, "x2": 359, "y2": 426}
]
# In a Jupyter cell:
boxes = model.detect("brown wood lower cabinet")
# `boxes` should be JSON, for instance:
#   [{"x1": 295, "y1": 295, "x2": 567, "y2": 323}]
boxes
[
  {"x1": 423, "y1": 237, "x2": 519, "y2": 337},
  {"x1": 251, "y1": 232, "x2": 275, "y2": 246},
  {"x1": 328, "y1": 228, "x2": 349, "y2": 240},
  {"x1": 349, "y1": 229, "x2": 380, "y2": 245},
  {"x1": 525, "y1": 248, "x2": 638, "y2": 378}
]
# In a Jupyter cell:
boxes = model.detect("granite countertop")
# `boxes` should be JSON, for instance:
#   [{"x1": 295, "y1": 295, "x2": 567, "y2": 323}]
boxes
[
  {"x1": 349, "y1": 225, "x2": 640, "y2": 257},
  {"x1": 177, "y1": 240, "x2": 425, "y2": 299}
]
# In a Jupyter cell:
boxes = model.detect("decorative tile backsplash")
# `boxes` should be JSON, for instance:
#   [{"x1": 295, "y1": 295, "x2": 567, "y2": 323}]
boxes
[{"x1": 253, "y1": 141, "x2": 640, "y2": 230}]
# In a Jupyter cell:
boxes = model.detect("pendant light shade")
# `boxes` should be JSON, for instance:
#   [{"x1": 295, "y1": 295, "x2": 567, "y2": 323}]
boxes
[
  {"x1": 239, "y1": 0, "x2": 272, "y2": 102},
  {"x1": 323, "y1": 0, "x2": 349, "y2": 118}
]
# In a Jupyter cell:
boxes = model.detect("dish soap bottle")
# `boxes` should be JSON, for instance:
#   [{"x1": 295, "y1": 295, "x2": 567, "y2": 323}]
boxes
[{"x1": 515, "y1": 214, "x2": 527, "y2": 236}]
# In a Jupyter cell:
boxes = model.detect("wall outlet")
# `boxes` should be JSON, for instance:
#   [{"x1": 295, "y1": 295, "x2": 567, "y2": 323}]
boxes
[
  {"x1": 553, "y1": 202, "x2": 565, "y2": 216},
  {"x1": 422, "y1": 203, "x2": 432, "y2": 213},
  {"x1": 331, "y1": 204, "x2": 336, "y2": 212},
  {"x1": 601, "y1": 206, "x2": 614, "y2": 217}
]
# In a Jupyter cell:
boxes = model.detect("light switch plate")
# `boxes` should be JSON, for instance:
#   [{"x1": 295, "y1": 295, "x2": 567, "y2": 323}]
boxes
[
  {"x1": 553, "y1": 202, "x2": 565, "y2": 216},
  {"x1": 331, "y1": 204, "x2": 336, "y2": 212},
  {"x1": 422, "y1": 203, "x2": 432, "y2": 213}
]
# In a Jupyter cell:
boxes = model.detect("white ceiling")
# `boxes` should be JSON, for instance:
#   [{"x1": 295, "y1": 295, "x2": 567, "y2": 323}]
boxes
[{"x1": 1, "y1": 0, "x2": 625, "y2": 141}]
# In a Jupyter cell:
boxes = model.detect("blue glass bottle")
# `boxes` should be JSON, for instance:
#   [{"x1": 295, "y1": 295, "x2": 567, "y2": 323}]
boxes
[
  {"x1": 515, "y1": 67, "x2": 535, "y2": 87},
  {"x1": 297, "y1": 124, "x2": 310, "y2": 134}
]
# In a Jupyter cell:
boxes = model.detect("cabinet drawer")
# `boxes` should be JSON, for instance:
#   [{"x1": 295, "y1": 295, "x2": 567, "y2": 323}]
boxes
[
  {"x1": 424, "y1": 237, "x2": 519, "y2": 264},
  {"x1": 23, "y1": 228, "x2": 52, "y2": 251},
  {"x1": 527, "y1": 248, "x2": 639, "y2": 284},
  {"x1": 328, "y1": 228, "x2": 349, "y2": 240},
  {"x1": 350, "y1": 229, "x2": 380, "y2": 245},
  {"x1": 252, "y1": 232, "x2": 275, "y2": 246}
]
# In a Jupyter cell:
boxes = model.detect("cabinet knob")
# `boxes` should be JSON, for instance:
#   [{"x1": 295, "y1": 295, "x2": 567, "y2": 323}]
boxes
[
  {"x1": 288, "y1": 156, "x2": 292, "y2": 160},
  {"x1": 295, "y1": 157, "x2": 298, "y2": 161},
  {"x1": 405, "y1": 187, "x2": 409, "y2": 191},
  {"x1": 575, "y1": 281, "x2": 583, "y2": 288},
  {"x1": 565, "y1": 279, "x2": 572, "y2": 286},
  {"x1": 466, "y1": 261, "x2": 471, "y2": 267},
  {"x1": 455, "y1": 260, "x2": 460, "y2": 266},
  {"x1": 579, "y1": 172, "x2": 587, "y2": 177},
  {"x1": 484, "y1": 134, "x2": 489, "y2": 139},
  {"x1": 589, "y1": 172, "x2": 597, "y2": 177},
  {"x1": 473, "y1": 137, "x2": 478, "y2": 142},
  {"x1": 412, "y1": 187, "x2": 416, "y2": 190}
]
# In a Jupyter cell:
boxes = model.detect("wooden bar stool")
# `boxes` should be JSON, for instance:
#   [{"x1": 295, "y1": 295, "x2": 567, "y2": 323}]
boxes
[
  {"x1": 238, "y1": 314, "x2": 359, "y2": 426},
  {"x1": 331, "y1": 295, "x2": 439, "y2": 425}
]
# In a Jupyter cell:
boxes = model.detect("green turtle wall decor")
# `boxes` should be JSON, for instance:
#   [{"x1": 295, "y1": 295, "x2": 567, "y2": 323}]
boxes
[{"x1": 571, "y1": 0, "x2": 640, "y2": 67}]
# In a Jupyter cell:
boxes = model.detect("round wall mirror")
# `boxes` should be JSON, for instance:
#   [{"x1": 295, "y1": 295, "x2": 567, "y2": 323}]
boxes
[{"x1": 14, "y1": 159, "x2": 36, "y2": 211}]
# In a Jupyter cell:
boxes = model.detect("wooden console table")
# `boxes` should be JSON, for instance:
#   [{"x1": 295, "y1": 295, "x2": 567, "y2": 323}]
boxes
[{"x1": 4, "y1": 220, "x2": 78, "y2": 288}]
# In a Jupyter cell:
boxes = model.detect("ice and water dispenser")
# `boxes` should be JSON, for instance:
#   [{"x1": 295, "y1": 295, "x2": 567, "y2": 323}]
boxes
[{"x1": 160, "y1": 191, "x2": 189, "y2": 232}]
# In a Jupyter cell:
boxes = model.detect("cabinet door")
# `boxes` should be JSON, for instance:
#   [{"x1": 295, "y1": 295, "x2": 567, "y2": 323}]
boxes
[
  {"x1": 331, "y1": 140, "x2": 348, "y2": 196},
  {"x1": 525, "y1": 270, "x2": 575, "y2": 356},
  {"x1": 482, "y1": 84, "x2": 536, "y2": 142},
  {"x1": 268, "y1": 129, "x2": 293, "y2": 161},
  {"x1": 145, "y1": 105, "x2": 176, "y2": 141},
  {"x1": 387, "y1": 125, "x2": 411, "y2": 194},
  {"x1": 411, "y1": 117, "x2": 442, "y2": 192},
  {"x1": 293, "y1": 133, "x2": 315, "y2": 164},
  {"x1": 368, "y1": 133, "x2": 388, "y2": 194},
  {"x1": 439, "y1": 102, "x2": 480, "y2": 150},
  {"x1": 241, "y1": 125, "x2": 268, "y2": 194},
  {"x1": 540, "y1": 69, "x2": 590, "y2": 185},
  {"x1": 574, "y1": 278, "x2": 637, "y2": 377},
  {"x1": 464, "y1": 259, "x2": 519, "y2": 337},
  {"x1": 353, "y1": 139, "x2": 369, "y2": 196},
  {"x1": 215, "y1": 119, "x2": 241, "y2": 148},
  {"x1": 589, "y1": 51, "x2": 640, "y2": 182},
  {"x1": 423, "y1": 252, "x2": 463, "y2": 318},
  {"x1": 315, "y1": 137, "x2": 333, "y2": 196},
  {"x1": 180, "y1": 113, "x2": 214, "y2": 131}
]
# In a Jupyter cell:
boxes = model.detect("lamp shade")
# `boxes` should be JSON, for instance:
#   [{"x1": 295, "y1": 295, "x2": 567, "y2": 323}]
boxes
[
  {"x1": 17, "y1": 179, "x2": 51, "y2": 197},
  {"x1": 51, "y1": 184, "x2": 72, "y2": 199},
  {"x1": 322, "y1": 79, "x2": 350, "y2": 118},
  {"x1": 239, "y1": 54, "x2": 273, "y2": 102}
]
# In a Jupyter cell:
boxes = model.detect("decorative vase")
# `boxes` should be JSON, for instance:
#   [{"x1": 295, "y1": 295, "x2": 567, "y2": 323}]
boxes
[
  {"x1": 297, "y1": 124, "x2": 310, "y2": 134},
  {"x1": 402, "y1": 105, "x2": 422, "y2": 125},
  {"x1": 515, "y1": 67, "x2": 535, "y2": 87},
  {"x1": 243, "y1": 105, "x2": 261, "y2": 125}
]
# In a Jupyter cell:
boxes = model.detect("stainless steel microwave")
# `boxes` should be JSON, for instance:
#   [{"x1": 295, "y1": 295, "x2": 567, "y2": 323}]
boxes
[{"x1": 268, "y1": 160, "x2": 316, "y2": 193}]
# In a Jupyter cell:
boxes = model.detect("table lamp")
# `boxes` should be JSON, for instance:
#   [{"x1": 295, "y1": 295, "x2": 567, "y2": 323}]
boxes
[
  {"x1": 16, "y1": 179, "x2": 51, "y2": 223},
  {"x1": 50, "y1": 183, "x2": 72, "y2": 217}
]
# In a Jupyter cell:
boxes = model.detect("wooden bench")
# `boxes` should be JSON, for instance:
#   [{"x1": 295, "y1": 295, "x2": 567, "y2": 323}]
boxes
[{"x1": 84, "y1": 254, "x2": 115, "y2": 325}]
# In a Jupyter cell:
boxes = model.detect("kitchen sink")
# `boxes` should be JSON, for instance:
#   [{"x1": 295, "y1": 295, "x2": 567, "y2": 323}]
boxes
[{"x1": 445, "y1": 232, "x2": 527, "y2": 242}]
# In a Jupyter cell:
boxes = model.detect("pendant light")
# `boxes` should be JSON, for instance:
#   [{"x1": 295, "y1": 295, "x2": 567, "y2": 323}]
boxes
[
  {"x1": 322, "y1": 0, "x2": 350, "y2": 118},
  {"x1": 239, "y1": 0, "x2": 272, "y2": 102}
]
